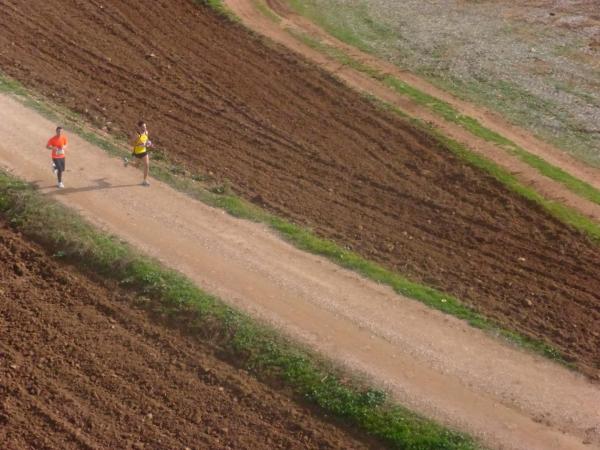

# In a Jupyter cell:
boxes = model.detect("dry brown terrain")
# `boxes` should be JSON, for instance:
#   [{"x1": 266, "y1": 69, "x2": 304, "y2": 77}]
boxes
[{"x1": 0, "y1": 219, "x2": 376, "y2": 449}]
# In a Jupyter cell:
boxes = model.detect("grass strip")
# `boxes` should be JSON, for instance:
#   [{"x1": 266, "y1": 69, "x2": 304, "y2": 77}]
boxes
[
  {"x1": 253, "y1": 0, "x2": 282, "y2": 23},
  {"x1": 0, "y1": 170, "x2": 479, "y2": 450},
  {"x1": 193, "y1": 0, "x2": 238, "y2": 20},
  {"x1": 286, "y1": 28, "x2": 600, "y2": 208},
  {"x1": 286, "y1": 0, "x2": 393, "y2": 55},
  {"x1": 0, "y1": 71, "x2": 571, "y2": 367}
]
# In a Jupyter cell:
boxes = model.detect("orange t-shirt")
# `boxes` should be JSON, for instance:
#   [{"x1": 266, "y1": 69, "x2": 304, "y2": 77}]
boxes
[{"x1": 47, "y1": 135, "x2": 68, "y2": 159}]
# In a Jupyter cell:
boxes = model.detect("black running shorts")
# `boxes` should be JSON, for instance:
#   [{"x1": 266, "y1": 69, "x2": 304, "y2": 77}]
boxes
[{"x1": 52, "y1": 158, "x2": 65, "y2": 172}]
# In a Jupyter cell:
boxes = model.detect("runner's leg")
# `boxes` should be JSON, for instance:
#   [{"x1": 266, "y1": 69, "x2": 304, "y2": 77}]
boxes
[
  {"x1": 54, "y1": 158, "x2": 65, "y2": 184},
  {"x1": 142, "y1": 154, "x2": 149, "y2": 182}
]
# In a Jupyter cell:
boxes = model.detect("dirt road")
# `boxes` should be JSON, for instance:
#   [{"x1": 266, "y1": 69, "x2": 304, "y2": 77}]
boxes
[
  {"x1": 1, "y1": 95, "x2": 599, "y2": 449},
  {"x1": 1, "y1": 0, "x2": 599, "y2": 377}
]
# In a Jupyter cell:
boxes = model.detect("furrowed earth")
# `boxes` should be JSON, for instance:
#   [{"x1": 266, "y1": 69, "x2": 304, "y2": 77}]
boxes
[
  {"x1": 0, "y1": 0, "x2": 598, "y2": 381},
  {"x1": 0, "y1": 219, "x2": 377, "y2": 449}
]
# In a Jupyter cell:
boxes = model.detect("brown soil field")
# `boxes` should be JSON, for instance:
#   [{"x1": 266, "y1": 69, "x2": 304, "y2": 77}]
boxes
[
  {"x1": 0, "y1": 0, "x2": 598, "y2": 376},
  {"x1": 0, "y1": 219, "x2": 377, "y2": 449}
]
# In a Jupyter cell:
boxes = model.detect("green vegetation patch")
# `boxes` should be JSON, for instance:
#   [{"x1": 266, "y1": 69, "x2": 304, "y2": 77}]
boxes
[
  {"x1": 0, "y1": 170, "x2": 480, "y2": 450},
  {"x1": 286, "y1": 0, "x2": 395, "y2": 55},
  {"x1": 193, "y1": 0, "x2": 238, "y2": 20},
  {"x1": 253, "y1": 0, "x2": 282, "y2": 23}
]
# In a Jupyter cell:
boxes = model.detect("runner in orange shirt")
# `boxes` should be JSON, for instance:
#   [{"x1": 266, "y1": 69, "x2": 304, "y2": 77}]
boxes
[{"x1": 46, "y1": 126, "x2": 68, "y2": 188}]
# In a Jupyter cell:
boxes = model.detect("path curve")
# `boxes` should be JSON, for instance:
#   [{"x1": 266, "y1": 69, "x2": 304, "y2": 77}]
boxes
[
  {"x1": 1, "y1": 95, "x2": 599, "y2": 449},
  {"x1": 225, "y1": 0, "x2": 600, "y2": 223}
]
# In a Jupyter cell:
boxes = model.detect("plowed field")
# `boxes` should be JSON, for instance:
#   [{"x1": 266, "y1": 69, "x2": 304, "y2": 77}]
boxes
[
  {"x1": 0, "y1": 220, "x2": 375, "y2": 449},
  {"x1": 0, "y1": 0, "x2": 598, "y2": 375}
]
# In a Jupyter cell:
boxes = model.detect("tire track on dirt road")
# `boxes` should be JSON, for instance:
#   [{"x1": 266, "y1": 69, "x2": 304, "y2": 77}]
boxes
[{"x1": 1, "y1": 94, "x2": 599, "y2": 449}]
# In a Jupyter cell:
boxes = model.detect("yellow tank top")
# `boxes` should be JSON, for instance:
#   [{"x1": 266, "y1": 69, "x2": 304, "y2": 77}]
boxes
[{"x1": 133, "y1": 132, "x2": 148, "y2": 154}]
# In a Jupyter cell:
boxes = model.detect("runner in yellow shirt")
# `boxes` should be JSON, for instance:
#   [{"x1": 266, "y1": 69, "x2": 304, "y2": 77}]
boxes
[{"x1": 125, "y1": 121, "x2": 152, "y2": 186}]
